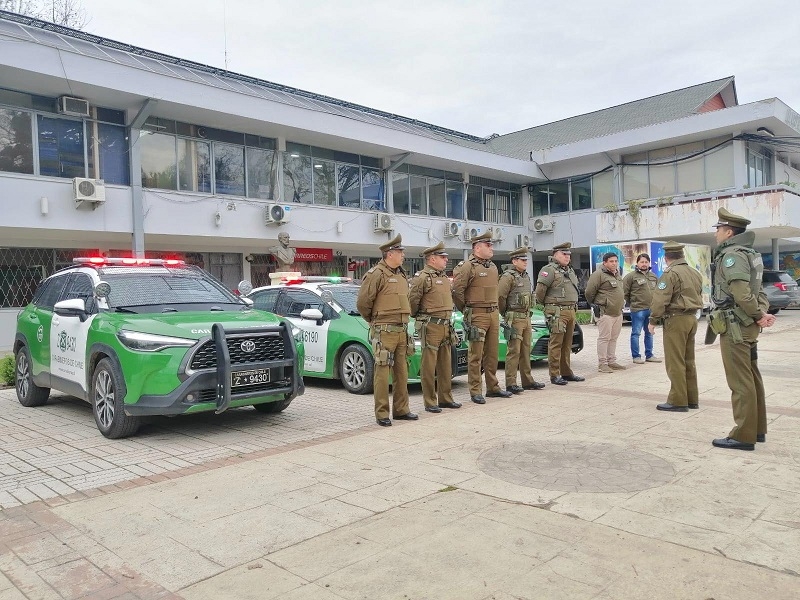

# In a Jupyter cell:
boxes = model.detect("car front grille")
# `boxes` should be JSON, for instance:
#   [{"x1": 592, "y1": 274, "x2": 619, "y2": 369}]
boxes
[{"x1": 190, "y1": 334, "x2": 285, "y2": 370}]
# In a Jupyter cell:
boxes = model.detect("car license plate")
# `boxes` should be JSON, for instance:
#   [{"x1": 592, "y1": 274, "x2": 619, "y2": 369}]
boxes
[
  {"x1": 457, "y1": 351, "x2": 468, "y2": 367},
  {"x1": 231, "y1": 368, "x2": 270, "y2": 388}
]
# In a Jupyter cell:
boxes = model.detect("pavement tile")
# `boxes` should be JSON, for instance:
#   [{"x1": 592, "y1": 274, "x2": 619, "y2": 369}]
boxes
[
  {"x1": 179, "y1": 560, "x2": 306, "y2": 600},
  {"x1": 37, "y1": 558, "x2": 116, "y2": 600}
]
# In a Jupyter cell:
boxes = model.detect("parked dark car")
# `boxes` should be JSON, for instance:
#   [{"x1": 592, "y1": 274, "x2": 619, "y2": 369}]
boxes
[{"x1": 762, "y1": 270, "x2": 800, "y2": 314}]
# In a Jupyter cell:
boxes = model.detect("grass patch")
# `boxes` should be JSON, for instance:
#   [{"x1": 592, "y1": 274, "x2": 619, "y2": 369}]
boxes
[
  {"x1": 437, "y1": 486, "x2": 458, "y2": 493},
  {"x1": 575, "y1": 310, "x2": 593, "y2": 325}
]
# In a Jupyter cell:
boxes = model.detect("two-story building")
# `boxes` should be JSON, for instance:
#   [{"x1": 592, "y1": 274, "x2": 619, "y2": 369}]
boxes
[{"x1": 2, "y1": 9, "x2": 800, "y2": 350}]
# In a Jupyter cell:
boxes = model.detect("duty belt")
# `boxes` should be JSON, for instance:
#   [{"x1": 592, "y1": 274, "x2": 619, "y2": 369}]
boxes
[
  {"x1": 468, "y1": 306, "x2": 497, "y2": 313},
  {"x1": 372, "y1": 324, "x2": 406, "y2": 333},
  {"x1": 545, "y1": 303, "x2": 577, "y2": 310},
  {"x1": 666, "y1": 309, "x2": 699, "y2": 317},
  {"x1": 417, "y1": 315, "x2": 451, "y2": 326}
]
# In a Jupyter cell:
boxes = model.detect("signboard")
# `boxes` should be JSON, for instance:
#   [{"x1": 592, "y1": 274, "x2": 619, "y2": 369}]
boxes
[{"x1": 294, "y1": 248, "x2": 333, "y2": 262}]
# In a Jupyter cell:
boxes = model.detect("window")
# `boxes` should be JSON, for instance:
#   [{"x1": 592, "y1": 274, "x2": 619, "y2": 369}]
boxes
[
  {"x1": 213, "y1": 142, "x2": 244, "y2": 196},
  {"x1": 467, "y1": 184, "x2": 483, "y2": 220},
  {"x1": 284, "y1": 153, "x2": 312, "y2": 203},
  {"x1": 87, "y1": 122, "x2": 129, "y2": 185},
  {"x1": 0, "y1": 108, "x2": 33, "y2": 174},
  {"x1": 250, "y1": 288, "x2": 280, "y2": 312},
  {"x1": 336, "y1": 163, "x2": 359, "y2": 208},
  {"x1": 410, "y1": 175, "x2": 426, "y2": 215},
  {"x1": 35, "y1": 275, "x2": 69, "y2": 310},
  {"x1": 64, "y1": 273, "x2": 95, "y2": 312},
  {"x1": 178, "y1": 138, "x2": 211, "y2": 193},
  {"x1": 37, "y1": 116, "x2": 85, "y2": 179},
  {"x1": 676, "y1": 142, "x2": 704, "y2": 193},
  {"x1": 284, "y1": 289, "x2": 326, "y2": 317},
  {"x1": 510, "y1": 190, "x2": 522, "y2": 224},
  {"x1": 140, "y1": 132, "x2": 177, "y2": 189},
  {"x1": 746, "y1": 144, "x2": 772, "y2": 188},
  {"x1": 623, "y1": 152, "x2": 649, "y2": 201},
  {"x1": 571, "y1": 179, "x2": 592, "y2": 210},
  {"x1": 246, "y1": 147, "x2": 276, "y2": 199},
  {"x1": 446, "y1": 181, "x2": 463, "y2": 219},
  {"x1": 362, "y1": 168, "x2": 383, "y2": 211},
  {"x1": 393, "y1": 171, "x2": 410, "y2": 213},
  {"x1": 592, "y1": 171, "x2": 614, "y2": 207}
]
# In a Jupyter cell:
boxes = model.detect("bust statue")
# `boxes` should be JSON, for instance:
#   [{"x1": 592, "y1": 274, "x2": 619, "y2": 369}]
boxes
[{"x1": 268, "y1": 232, "x2": 296, "y2": 272}]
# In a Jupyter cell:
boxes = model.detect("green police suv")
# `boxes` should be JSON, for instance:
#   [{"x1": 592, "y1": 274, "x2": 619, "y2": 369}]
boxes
[{"x1": 13, "y1": 258, "x2": 304, "y2": 438}]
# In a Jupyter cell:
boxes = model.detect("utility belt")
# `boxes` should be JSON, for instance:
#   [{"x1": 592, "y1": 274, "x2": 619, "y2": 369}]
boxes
[
  {"x1": 504, "y1": 309, "x2": 531, "y2": 322},
  {"x1": 708, "y1": 307, "x2": 756, "y2": 344},
  {"x1": 545, "y1": 303, "x2": 577, "y2": 311},
  {"x1": 416, "y1": 314, "x2": 452, "y2": 326},
  {"x1": 371, "y1": 324, "x2": 407, "y2": 333},
  {"x1": 666, "y1": 309, "x2": 699, "y2": 318},
  {"x1": 467, "y1": 305, "x2": 497, "y2": 313}
]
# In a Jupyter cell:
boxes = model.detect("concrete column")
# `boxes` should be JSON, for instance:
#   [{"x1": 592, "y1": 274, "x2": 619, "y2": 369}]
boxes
[
  {"x1": 772, "y1": 238, "x2": 780, "y2": 270},
  {"x1": 732, "y1": 137, "x2": 748, "y2": 189}
]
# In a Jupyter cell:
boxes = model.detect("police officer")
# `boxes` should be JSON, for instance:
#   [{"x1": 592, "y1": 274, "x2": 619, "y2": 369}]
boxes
[
  {"x1": 647, "y1": 241, "x2": 703, "y2": 412},
  {"x1": 535, "y1": 242, "x2": 585, "y2": 385},
  {"x1": 709, "y1": 208, "x2": 775, "y2": 450},
  {"x1": 452, "y1": 231, "x2": 511, "y2": 403},
  {"x1": 357, "y1": 234, "x2": 418, "y2": 427},
  {"x1": 623, "y1": 253, "x2": 661, "y2": 364},
  {"x1": 585, "y1": 252, "x2": 626, "y2": 373},
  {"x1": 409, "y1": 242, "x2": 462, "y2": 413},
  {"x1": 499, "y1": 246, "x2": 545, "y2": 394}
]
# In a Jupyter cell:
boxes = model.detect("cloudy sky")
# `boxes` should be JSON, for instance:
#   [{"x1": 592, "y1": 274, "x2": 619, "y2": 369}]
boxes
[{"x1": 73, "y1": 0, "x2": 800, "y2": 137}]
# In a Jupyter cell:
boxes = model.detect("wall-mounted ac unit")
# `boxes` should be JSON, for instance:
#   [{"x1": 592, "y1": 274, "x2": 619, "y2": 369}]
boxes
[
  {"x1": 73, "y1": 178, "x2": 105, "y2": 209},
  {"x1": 515, "y1": 234, "x2": 531, "y2": 248},
  {"x1": 532, "y1": 218, "x2": 554, "y2": 233},
  {"x1": 58, "y1": 96, "x2": 90, "y2": 117},
  {"x1": 265, "y1": 204, "x2": 291, "y2": 224},
  {"x1": 443, "y1": 221, "x2": 464, "y2": 238},
  {"x1": 490, "y1": 226, "x2": 505, "y2": 242},
  {"x1": 462, "y1": 226, "x2": 481, "y2": 242},
  {"x1": 373, "y1": 212, "x2": 394, "y2": 232}
]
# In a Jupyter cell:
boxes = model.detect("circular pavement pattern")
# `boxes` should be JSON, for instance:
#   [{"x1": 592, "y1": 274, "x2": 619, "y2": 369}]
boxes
[{"x1": 477, "y1": 440, "x2": 675, "y2": 493}]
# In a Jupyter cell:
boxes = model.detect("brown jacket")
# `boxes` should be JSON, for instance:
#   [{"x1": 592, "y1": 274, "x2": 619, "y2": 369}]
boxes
[
  {"x1": 585, "y1": 267, "x2": 624, "y2": 317},
  {"x1": 623, "y1": 268, "x2": 658, "y2": 312}
]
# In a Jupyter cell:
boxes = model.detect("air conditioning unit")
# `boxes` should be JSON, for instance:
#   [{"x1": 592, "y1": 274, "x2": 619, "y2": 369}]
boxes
[
  {"x1": 58, "y1": 96, "x2": 90, "y2": 117},
  {"x1": 462, "y1": 226, "x2": 481, "y2": 242},
  {"x1": 532, "y1": 218, "x2": 554, "y2": 233},
  {"x1": 73, "y1": 178, "x2": 105, "y2": 209},
  {"x1": 515, "y1": 234, "x2": 531, "y2": 248},
  {"x1": 443, "y1": 221, "x2": 464, "y2": 238},
  {"x1": 265, "y1": 204, "x2": 291, "y2": 224},
  {"x1": 490, "y1": 226, "x2": 505, "y2": 242},
  {"x1": 373, "y1": 212, "x2": 394, "y2": 232}
]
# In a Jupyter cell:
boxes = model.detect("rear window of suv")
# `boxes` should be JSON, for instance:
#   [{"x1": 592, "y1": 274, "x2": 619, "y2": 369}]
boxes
[{"x1": 763, "y1": 271, "x2": 795, "y2": 284}]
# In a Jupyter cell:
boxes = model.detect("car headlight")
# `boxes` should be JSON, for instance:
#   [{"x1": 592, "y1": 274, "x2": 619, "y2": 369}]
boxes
[{"x1": 117, "y1": 330, "x2": 196, "y2": 352}]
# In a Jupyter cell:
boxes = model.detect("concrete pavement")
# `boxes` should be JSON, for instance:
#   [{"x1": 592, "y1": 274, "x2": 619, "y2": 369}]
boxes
[{"x1": 1, "y1": 312, "x2": 799, "y2": 599}]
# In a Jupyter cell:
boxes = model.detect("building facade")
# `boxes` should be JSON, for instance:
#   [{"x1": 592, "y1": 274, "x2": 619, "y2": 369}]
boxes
[{"x1": 2, "y1": 10, "x2": 800, "y2": 350}]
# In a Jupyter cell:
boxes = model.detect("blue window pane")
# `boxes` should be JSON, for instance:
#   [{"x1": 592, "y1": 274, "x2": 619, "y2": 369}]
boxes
[
  {"x1": 98, "y1": 123, "x2": 129, "y2": 185},
  {"x1": 446, "y1": 181, "x2": 463, "y2": 219},
  {"x1": 38, "y1": 116, "x2": 85, "y2": 178}
]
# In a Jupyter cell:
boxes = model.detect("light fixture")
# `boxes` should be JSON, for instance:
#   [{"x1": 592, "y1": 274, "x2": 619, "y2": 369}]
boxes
[
  {"x1": 757, "y1": 127, "x2": 775, "y2": 137},
  {"x1": 290, "y1": 153, "x2": 300, "y2": 158},
  {"x1": 314, "y1": 164, "x2": 323, "y2": 169},
  {"x1": 336, "y1": 221, "x2": 343, "y2": 233},
  {"x1": 40, "y1": 196, "x2": 48, "y2": 215},
  {"x1": 214, "y1": 211, "x2": 222, "y2": 226}
]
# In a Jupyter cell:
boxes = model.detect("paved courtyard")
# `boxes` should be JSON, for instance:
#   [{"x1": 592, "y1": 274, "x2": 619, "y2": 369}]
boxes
[{"x1": 1, "y1": 311, "x2": 799, "y2": 599}]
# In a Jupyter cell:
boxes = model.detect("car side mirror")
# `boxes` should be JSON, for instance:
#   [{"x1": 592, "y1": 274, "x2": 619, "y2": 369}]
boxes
[
  {"x1": 54, "y1": 298, "x2": 88, "y2": 322},
  {"x1": 300, "y1": 308, "x2": 324, "y2": 325}
]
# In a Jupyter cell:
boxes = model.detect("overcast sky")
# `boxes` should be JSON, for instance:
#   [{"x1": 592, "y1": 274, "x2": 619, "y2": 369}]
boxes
[{"x1": 75, "y1": 0, "x2": 800, "y2": 137}]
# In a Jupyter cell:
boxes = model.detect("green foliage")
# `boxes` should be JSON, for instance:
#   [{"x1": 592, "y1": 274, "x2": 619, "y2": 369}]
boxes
[
  {"x1": 779, "y1": 180, "x2": 797, "y2": 189},
  {"x1": 656, "y1": 196, "x2": 674, "y2": 207},
  {"x1": 575, "y1": 311, "x2": 593, "y2": 325},
  {"x1": 603, "y1": 203, "x2": 619, "y2": 213},
  {"x1": 0, "y1": 354, "x2": 14, "y2": 385}
]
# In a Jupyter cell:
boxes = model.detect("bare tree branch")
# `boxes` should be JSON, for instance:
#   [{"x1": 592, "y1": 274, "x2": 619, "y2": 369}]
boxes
[{"x1": 0, "y1": 0, "x2": 90, "y2": 30}]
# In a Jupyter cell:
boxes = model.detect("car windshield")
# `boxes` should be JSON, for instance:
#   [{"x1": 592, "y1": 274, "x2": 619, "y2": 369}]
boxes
[
  {"x1": 99, "y1": 266, "x2": 243, "y2": 310},
  {"x1": 319, "y1": 284, "x2": 360, "y2": 314}
]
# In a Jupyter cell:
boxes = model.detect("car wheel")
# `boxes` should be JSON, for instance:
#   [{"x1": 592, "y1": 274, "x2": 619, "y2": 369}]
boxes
[
  {"x1": 767, "y1": 308, "x2": 780, "y2": 315},
  {"x1": 339, "y1": 344, "x2": 373, "y2": 394},
  {"x1": 91, "y1": 358, "x2": 140, "y2": 439},
  {"x1": 15, "y1": 346, "x2": 50, "y2": 407},
  {"x1": 253, "y1": 398, "x2": 292, "y2": 413}
]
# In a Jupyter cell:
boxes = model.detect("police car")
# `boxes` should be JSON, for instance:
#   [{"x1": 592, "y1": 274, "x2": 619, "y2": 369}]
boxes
[
  {"x1": 497, "y1": 308, "x2": 584, "y2": 362},
  {"x1": 13, "y1": 258, "x2": 305, "y2": 439},
  {"x1": 247, "y1": 275, "x2": 468, "y2": 394}
]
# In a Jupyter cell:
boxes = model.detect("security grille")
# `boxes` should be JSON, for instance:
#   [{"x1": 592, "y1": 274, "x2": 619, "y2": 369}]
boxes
[
  {"x1": 0, "y1": 248, "x2": 98, "y2": 308},
  {"x1": 190, "y1": 334, "x2": 286, "y2": 370}
]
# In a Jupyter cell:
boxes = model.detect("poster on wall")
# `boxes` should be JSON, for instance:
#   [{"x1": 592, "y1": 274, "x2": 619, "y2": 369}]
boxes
[{"x1": 763, "y1": 252, "x2": 800, "y2": 280}]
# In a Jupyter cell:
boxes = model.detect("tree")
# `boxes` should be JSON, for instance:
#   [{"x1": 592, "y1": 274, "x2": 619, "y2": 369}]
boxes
[{"x1": 0, "y1": 0, "x2": 89, "y2": 30}]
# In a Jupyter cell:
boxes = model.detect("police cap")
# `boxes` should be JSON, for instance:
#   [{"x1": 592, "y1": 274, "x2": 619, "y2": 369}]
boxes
[
  {"x1": 713, "y1": 207, "x2": 751, "y2": 230},
  {"x1": 470, "y1": 230, "x2": 494, "y2": 245},
  {"x1": 421, "y1": 241, "x2": 448, "y2": 257},
  {"x1": 509, "y1": 247, "x2": 530, "y2": 260},
  {"x1": 662, "y1": 240, "x2": 685, "y2": 252},
  {"x1": 379, "y1": 234, "x2": 405, "y2": 252},
  {"x1": 552, "y1": 242, "x2": 572, "y2": 253}
]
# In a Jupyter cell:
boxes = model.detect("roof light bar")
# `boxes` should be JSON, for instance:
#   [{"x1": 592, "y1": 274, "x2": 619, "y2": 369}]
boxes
[{"x1": 73, "y1": 257, "x2": 186, "y2": 266}]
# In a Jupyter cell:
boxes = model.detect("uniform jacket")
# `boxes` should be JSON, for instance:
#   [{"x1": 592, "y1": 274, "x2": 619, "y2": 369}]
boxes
[
  {"x1": 649, "y1": 259, "x2": 703, "y2": 322},
  {"x1": 712, "y1": 230, "x2": 768, "y2": 320},
  {"x1": 498, "y1": 267, "x2": 532, "y2": 317},
  {"x1": 585, "y1": 267, "x2": 624, "y2": 317},
  {"x1": 452, "y1": 255, "x2": 499, "y2": 312},
  {"x1": 623, "y1": 268, "x2": 658, "y2": 312},
  {"x1": 408, "y1": 265, "x2": 453, "y2": 318},
  {"x1": 356, "y1": 260, "x2": 411, "y2": 325},
  {"x1": 534, "y1": 259, "x2": 580, "y2": 305}
]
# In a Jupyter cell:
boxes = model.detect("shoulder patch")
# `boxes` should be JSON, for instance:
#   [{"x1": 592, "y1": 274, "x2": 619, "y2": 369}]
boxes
[
  {"x1": 541, "y1": 271, "x2": 549, "y2": 277},
  {"x1": 657, "y1": 281, "x2": 667, "y2": 290},
  {"x1": 367, "y1": 267, "x2": 376, "y2": 273},
  {"x1": 724, "y1": 257, "x2": 736, "y2": 268}
]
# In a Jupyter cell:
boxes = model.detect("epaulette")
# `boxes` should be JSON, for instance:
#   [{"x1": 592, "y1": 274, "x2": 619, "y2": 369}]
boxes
[
  {"x1": 414, "y1": 271, "x2": 422, "y2": 277},
  {"x1": 367, "y1": 267, "x2": 376, "y2": 273},
  {"x1": 456, "y1": 261, "x2": 464, "y2": 267}
]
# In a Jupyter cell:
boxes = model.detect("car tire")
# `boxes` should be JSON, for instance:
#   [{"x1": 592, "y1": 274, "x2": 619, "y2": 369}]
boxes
[
  {"x1": 15, "y1": 346, "x2": 50, "y2": 407},
  {"x1": 767, "y1": 308, "x2": 780, "y2": 315},
  {"x1": 253, "y1": 398, "x2": 292, "y2": 414},
  {"x1": 91, "y1": 358, "x2": 140, "y2": 439},
  {"x1": 339, "y1": 344, "x2": 373, "y2": 395}
]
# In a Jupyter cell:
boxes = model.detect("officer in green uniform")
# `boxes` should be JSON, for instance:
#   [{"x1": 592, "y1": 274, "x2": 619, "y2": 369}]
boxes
[
  {"x1": 357, "y1": 234, "x2": 418, "y2": 427},
  {"x1": 409, "y1": 242, "x2": 462, "y2": 413},
  {"x1": 498, "y1": 246, "x2": 545, "y2": 393},
  {"x1": 647, "y1": 241, "x2": 704, "y2": 412},
  {"x1": 452, "y1": 231, "x2": 511, "y2": 403},
  {"x1": 709, "y1": 208, "x2": 775, "y2": 450},
  {"x1": 534, "y1": 242, "x2": 585, "y2": 385}
]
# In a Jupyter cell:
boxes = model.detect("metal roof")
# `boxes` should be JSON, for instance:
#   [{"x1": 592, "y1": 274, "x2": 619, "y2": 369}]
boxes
[{"x1": 486, "y1": 77, "x2": 737, "y2": 159}]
